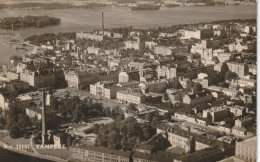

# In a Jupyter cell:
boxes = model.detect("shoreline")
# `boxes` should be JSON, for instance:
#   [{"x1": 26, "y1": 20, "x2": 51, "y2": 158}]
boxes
[{"x1": 0, "y1": 137, "x2": 69, "y2": 162}]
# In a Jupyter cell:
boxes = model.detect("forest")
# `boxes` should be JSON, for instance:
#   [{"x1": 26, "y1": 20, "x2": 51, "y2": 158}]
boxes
[{"x1": 0, "y1": 15, "x2": 60, "y2": 29}]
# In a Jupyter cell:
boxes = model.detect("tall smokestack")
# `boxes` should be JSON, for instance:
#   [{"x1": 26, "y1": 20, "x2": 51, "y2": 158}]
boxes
[
  {"x1": 102, "y1": 12, "x2": 104, "y2": 36},
  {"x1": 42, "y1": 90, "x2": 48, "y2": 145}
]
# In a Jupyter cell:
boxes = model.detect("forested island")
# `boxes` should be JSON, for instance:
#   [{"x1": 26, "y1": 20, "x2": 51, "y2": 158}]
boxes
[
  {"x1": 0, "y1": 2, "x2": 107, "y2": 10},
  {"x1": 0, "y1": 15, "x2": 61, "y2": 29}
]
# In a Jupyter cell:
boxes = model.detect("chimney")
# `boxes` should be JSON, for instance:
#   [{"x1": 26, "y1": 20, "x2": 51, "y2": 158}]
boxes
[
  {"x1": 102, "y1": 12, "x2": 104, "y2": 36},
  {"x1": 42, "y1": 90, "x2": 48, "y2": 145}
]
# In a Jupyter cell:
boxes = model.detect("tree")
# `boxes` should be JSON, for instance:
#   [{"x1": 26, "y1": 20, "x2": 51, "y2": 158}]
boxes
[
  {"x1": 225, "y1": 71, "x2": 238, "y2": 81},
  {"x1": 193, "y1": 83, "x2": 203, "y2": 94},
  {"x1": 171, "y1": 79, "x2": 182, "y2": 89},
  {"x1": 219, "y1": 63, "x2": 229, "y2": 81},
  {"x1": 145, "y1": 113, "x2": 152, "y2": 122},
  {"x1": 9, "y1": 124, "x2": 20, "y2": 138}
]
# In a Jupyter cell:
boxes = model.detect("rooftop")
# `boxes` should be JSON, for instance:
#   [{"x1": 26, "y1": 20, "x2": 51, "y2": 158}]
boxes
[{"x1": 72, "y1": 145, "x2": 132, "y2": 157}]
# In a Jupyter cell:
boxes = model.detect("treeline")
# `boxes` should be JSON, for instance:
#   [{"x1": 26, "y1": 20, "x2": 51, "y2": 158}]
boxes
[
  {"x1": 0, "y1": 15, "x2": 60, "y2": 29},
  {"x1": 94, "y1": 117, "x2": 156, "y2": 150},
  {"x1": 0, "y1": 3, "x2": 107, "y2": 10},
  {"x1": 51, "y1": 96, "x2": 105, "y2": 122},
  {"x1": 25, "y1": 32, "x2": 76, "y2": 45},
  {"x1": 76, "y1": 38, "x2": 125, "y2": 50}
]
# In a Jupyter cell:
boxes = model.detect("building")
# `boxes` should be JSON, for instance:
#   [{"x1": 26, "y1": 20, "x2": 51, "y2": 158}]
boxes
[
  {"x1": 145, "y1": 41, "x2": 157, "y2": 50},
  {"x1": 0, "y1": 92, "x2": 32, "y2": 111},
  {"x1": 119, "y1": 72, "x2": 129, "y2": 83},
  {"x1": 132, "y1": 151, "x2": 180, "y2": 162},
  {"x1": 229, "y1": 42, "x2": 248, "y2": 52},
  {"x1": 156, "y1": 65, "x2": 177, "y2": 79},
  {"x1": 227, "y1": 62, "x2": 248, "y2": 77},
  {"x1": 235, "y1": 136, "x2": 256, "y2": 162},
  {"x1": 53, "y1": 132, "x2": 69, "y2": 147},
  {"x1": 229, "y1": 105, "x2": 246, "y2": 117},
  {"x1": 117, "y1": 90, "x2": 145, "y2": 104},
  {"x1": 232, "y1": 126, "x2": 247, "y2": 137},
  {"x1": 64, "y1": 70, "x2": 119, "y2": 90},
  {"x1": 5, "y1": 71, "x2": 19, "y2": 80},
  {"x1": 124, "y1": 40, "x2": 140, "y2": 50},
  {"x1": 20, "y1": 68, "x2": 55, "y2": 88},
  {"x1": 139, "y1": 80, "x2": 168, "y2": 93},
  {"x1": 70, "y1": 145, "x2": 132, "y2": 162},
  {"x1": 76, "y1": 32, "x2": 103, "y2": 41},
  {"x1": 183, "y1": 92, "x2": 213, "y2": 105},
  {"x1": 174, "y1": 142, "x2": 235, "y2": 162},
  {"x1": 203, "y1": 106, "x2": 229, "y2": 122},
  {"x1": 157, "y1": 126, "x2": 215, "y2": 152},
  {"x1": 90, "y1": 81, "x2": 115, "y2": 97},
  {"x1": 87, "y1": 47, "x2": 102, "y2": 55},
  {"x1": 25, "y1": 106, "x2": 56, "y2": 120},
  {"x1": 154, "y1": 46, "x2": 172, "y2": 56},
  {"x1": 235, "y1": 117, "x2": 253, "y2": 128},
  {"x1": 237, "y1": 78, "x2": 256, "y2": 87},
  {"x1": 222, "y1": 88, "x2": 239, "y2": 97},
  {"x1": 212, "y1": 49, "x2": 231, "y2": 63},
  {"x1": 182, "y1": 30, "x2": 201, "y2": 39}
]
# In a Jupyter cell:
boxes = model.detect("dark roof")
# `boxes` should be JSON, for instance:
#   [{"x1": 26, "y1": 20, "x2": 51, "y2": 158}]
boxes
[
  {"x1": 135, "y1": 144, "x2": 154, "y2": 151},
  {"x1": 26, "y1": 107, "x2": 56, "y2": 114},
  {"x1": 72, "y1": 145, "x2": 132, "y2": 157},
  {"x1": 188, "y1": 92, "x2": 212, "y2": 99},
  {"x1": 132, "y1": 151, "x2": 180, "y2": 162},
  {"x1": 167, "y1": 126, "x2": 215, "y2": 145},
  {"x1": 53, "y1": 132, "x2": 67, "y2": 138},
  {"x1": 175, "y1": 147, "x2": 223, "y2": 162}
]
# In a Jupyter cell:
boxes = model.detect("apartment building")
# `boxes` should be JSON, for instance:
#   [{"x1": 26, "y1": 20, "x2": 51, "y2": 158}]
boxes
[{"x1": 124, "y1": 40, "x2": 140, "y2": 50}]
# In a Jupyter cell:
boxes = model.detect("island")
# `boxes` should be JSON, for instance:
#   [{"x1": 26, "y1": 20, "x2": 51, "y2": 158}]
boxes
[
  {"x1": 0, "y1": 15, "x2": 61, "y2": 29},
  {"x1": 130, "y1": 4, "x2": 161, "y2": 10}
]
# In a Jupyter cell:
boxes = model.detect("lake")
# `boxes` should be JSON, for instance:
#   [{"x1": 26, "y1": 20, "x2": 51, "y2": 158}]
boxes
[{"x1": 0, "y1": 5, "x2": 256, "y2": 63}]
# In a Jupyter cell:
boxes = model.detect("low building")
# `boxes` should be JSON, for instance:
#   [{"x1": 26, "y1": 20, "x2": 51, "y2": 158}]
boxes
[
  {"x1": 229, "y1": 105, "x2": 246, "y2": 117},
  {"x1": 222, "y1": 88, "x2": 239, "y2": 97},
  {"x1": 70, "y1": 145, "x2": 132, "y2": 162},
  {"x1": 235, "y1": 117, "x2": 254, "y2": 128},
  {"x1": 53, "y1": 132, "x2": 69, "y2": 147},
  {"x1": 232, "y1": 126, "x2": 247, "y2": 137},
  {"x1": 157, "y1": 126, "x2": 215, "y2": 152},
  {"x1": 25, "y1": 106, "x2": 56, "y2": 120},
  {"x1": 181, "y1": 30, "x2": 201, "y2": 39},
  {"x1": 124, "y1": 40, "x2": 140, "y2": 50},
  {"x1": 139, "y1": 80, "x2": 168, "y2": 93},
  {"x1": 183, "y1": 92, "x2": 213, "y2": 105},
  {"x1": 76, "y1": 32, "x2": 103, "y2": 41}
]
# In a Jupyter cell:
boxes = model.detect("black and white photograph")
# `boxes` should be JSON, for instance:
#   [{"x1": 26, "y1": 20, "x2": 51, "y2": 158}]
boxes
[{"x1": 0, "y1": 0, "x2": 257, "y2": 162}]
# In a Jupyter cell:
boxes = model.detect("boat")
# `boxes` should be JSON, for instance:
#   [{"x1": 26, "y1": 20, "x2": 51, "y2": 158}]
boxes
[{"x1": 130, "y1": 4, "x2": 161, "y2": 10}]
